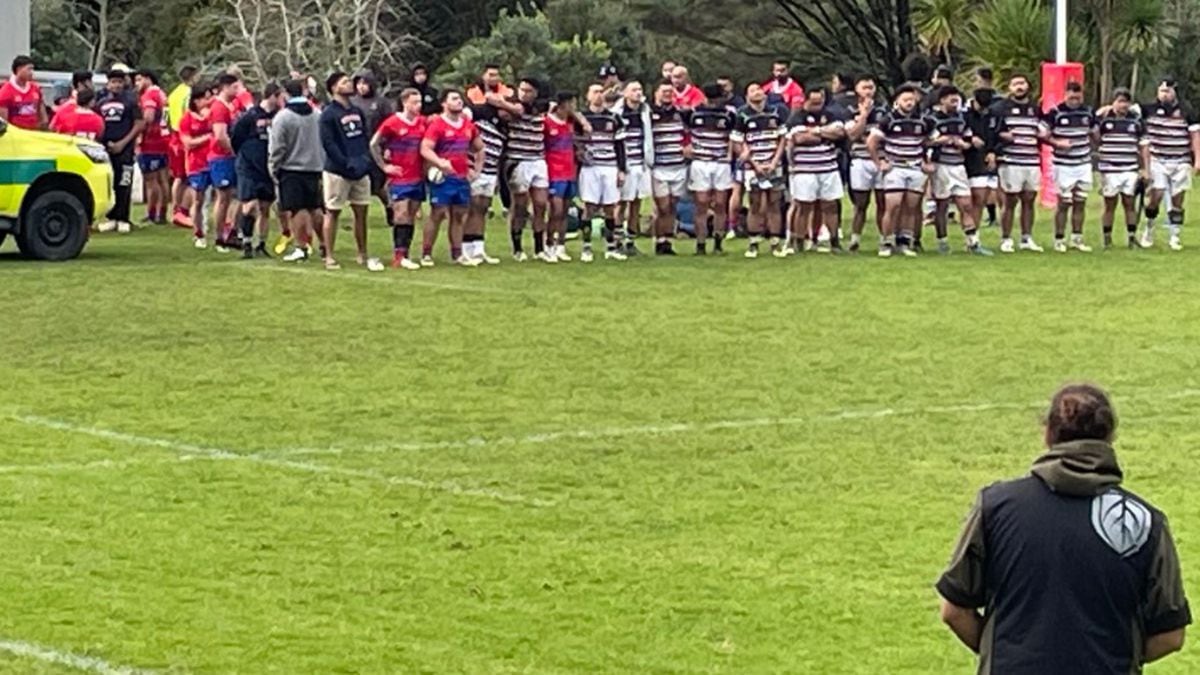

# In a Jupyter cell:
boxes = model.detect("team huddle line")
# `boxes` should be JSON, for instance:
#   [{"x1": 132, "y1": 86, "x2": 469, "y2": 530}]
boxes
[{"x1": 7, "y1": 56, "x2": 1200, "y2": 267}]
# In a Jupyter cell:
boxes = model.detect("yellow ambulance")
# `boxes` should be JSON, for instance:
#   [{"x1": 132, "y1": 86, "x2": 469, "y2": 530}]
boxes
[{"x1": 0, "y1": 117, "x2": 114, "y2": 260}]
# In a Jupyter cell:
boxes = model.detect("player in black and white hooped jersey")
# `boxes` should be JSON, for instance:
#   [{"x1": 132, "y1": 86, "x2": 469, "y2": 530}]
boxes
[
  {"x1": 614, "y1": 81, "x2": 653, "y2": 255},
  {"x1": 844, "y1": 74, "x2": 888, "y2": 252},
  {"x1": 928, "y1": 85, "x2": 990, "y2": 255},
  {"x1": 465, "y1": 96, "x2": 509, "y2": 264},
  {"x1": 1041, "y1": 81, "x2": 1096, "y2": 253},
  {"x1": 1138, "y1": 79, "x2": 1200, "y2": 251},
  {"x1": 991, "y1": 74, "x2": 1048, "y2": 253},
  {"x1": 649, "y1": 80, "x2": 691, "y2": 255},
  {"x1": 579, "y1": 82, "x2": 628, "y2": 262},
  {"x1": 785, "y1": 87, "x2": 845, "y2": 253},
  {"x1": 1095, "y1": 88, "x2": 1147, "y2": 248},
  {"x1": 687, "y1": 83, "x2": 737, "y2": 254},
  {"x1": 731, "y1": 82, "x2": 787, "y2": 259},
  {"x1": 505, "y1": 77, "x2": 550, "y2": 261},
  {"x1": 868, "y1": 83, "x2": 934, "y2": 258}
]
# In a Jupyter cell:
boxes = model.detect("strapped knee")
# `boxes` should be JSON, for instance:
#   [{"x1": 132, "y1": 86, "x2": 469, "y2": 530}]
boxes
[
  {"x1": 1145, "y1": 205, "x2": 1160, "y2": 220},
  {"x1": 1169, "y1": 210, "x2": 1184, "y2": 226}
]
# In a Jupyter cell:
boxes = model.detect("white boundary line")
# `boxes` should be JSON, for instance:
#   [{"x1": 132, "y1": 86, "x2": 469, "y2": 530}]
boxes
[
  {"x1": 269, "y1": 388, "x2": 1200, "y2": 458},
  {"x1": 0, "y1": 458, "x2": 164, "y2": 475},
  {"x1": 12, "y1": 415, "x2": 552, "y2": 508},
  {"x1": 252, "y1": 265, "x2": 522, "y2": 295},
  {"x1": 0, "y1": 638, "x2": 156, "y2": 674},
  {"x1": 269, "y1": 400, "x2": 1045, "y2": 457}
]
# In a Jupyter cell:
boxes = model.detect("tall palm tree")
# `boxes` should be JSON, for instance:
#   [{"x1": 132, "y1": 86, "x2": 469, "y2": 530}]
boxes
[
  {"x1": 915, "y1": 0, "x2": 971, "y2": 67},
  {"x1": 1117, "y1": 0, "x2": 1169, "y2": 96}
]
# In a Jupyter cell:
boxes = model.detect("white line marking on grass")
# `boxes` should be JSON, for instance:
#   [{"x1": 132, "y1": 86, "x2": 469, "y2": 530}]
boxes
[
  {"x1": 285, "y1": 389, "x2": 1200, "y2": 458},
  {"x1": 253, "y1": 264, "x2": 522, "y2": 295},
  {"x1": 271, "y1": 399, "x2": 1046, "y2": 457},
  {"x1": 0, "y1": 458, "x2": 163, "y2": 475},
  {"x1": 0, "y1": 638, "x2": 156, "y2": 674},
  {"x1": 12, "y1": 415, "x2": 551, "y2": 508}
]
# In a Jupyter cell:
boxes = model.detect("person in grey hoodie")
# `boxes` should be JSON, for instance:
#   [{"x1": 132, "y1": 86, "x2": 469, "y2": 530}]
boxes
[{"x1": 269, "y1": 78, "x2": 325, "y2": 262}]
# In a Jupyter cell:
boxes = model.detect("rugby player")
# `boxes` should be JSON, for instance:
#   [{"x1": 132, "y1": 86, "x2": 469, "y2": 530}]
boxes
[
  {"x1": 579, "y1": 83, "x2": 629, "y2": 261},
  {"x1": 505, "y1": 78, "x2": 550, "y2": 261},
  {"x1": 614, "y1": 81, "x2": 653, "y2": 255},
  {"x1": 869, "y1": 83, "x2": 933, "y2": 257},
  {"x1": 1042, "y1": 81, "x2": 1095, "y2": 253},
  {"x1": 135, "y1": 70, "x2": 171, "y2": 225},
  {"x1": 544, "y1": 91, "x2": 580, "y2": 262},
  {"x1": 420, "y1": 90, "x2": 484, "y2": 267},
  {"x1": 929, "y1": 85, "x2": 990, "y2": 254},
  {"x1": 1095, "y1": 89, "x2": 1146, "y2": 248},
  {"x1": 180, "y1": 86, "x2": 214, "y2": 248},
  {"x1": 464, "y1": 91, "x2": 506, "y2": 265},
  {"x1": 992, "y1": 74, "x2": 1046, "y2": 253},
  {"x1": 845, "y1": 75, "x2": 888, "y2": 252},
  {"x1": 649, "y1": 80, "x2": 691, "y2": 255},
  {"x1": 732, "y1": 82, "x2": 786, "y2": 258},
  {"x1": 1139, "y1": 79, "x2": 1200, "y2": 251},
  {"x1": 371, "y1": 88, "x2": 427, "y2": 270},
  {"x1": 687, "y1": 83, "x2": 736, "y2": 254},
  {"x1": 208, "y1": 74, "x2": 242, "y2": 248},
  {"x1": 786, "y1": 87, "x2": 844, "y2": 253}
]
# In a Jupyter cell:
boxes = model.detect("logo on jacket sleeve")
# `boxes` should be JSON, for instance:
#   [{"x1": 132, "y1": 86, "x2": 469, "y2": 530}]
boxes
[{"x1": 1090, "y1": 489, "x2": 1151, "y2": 558}]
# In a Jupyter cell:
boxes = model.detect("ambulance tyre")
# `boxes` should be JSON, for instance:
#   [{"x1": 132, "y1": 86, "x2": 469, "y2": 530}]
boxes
[{"x1": 16, "y1": 190, "x2": 89, "y2": 261}]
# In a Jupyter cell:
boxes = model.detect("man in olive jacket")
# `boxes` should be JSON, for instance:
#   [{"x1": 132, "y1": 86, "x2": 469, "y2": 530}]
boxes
[{"x1": 937, "y1": 384, "x2": 1190, "y2": 674}]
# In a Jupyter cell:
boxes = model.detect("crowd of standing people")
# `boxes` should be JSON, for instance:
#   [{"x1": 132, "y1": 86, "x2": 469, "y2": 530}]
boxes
[{"x1": 3, "y1": 54, "x2": 1199, "y2": 268}]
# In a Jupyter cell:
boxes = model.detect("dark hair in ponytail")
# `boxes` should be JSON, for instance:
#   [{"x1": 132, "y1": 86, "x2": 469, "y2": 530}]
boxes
[{"x1": 1045, "y1": 384, "x2": 1117, "y2": 444}]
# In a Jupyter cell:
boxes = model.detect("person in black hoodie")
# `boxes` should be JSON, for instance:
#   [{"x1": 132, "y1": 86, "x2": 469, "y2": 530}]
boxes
[
  {"x1": 409, "y1": 63, "x2": 440, "y2": 117},
  {"x1": 319, "y1": 71, "x2": 380, "y2": 271},
  {"x1": 231, "y1": 82, "x2": 285, "y2": 258},
  {"x1": 351, "y1": 72, "x2": 396, "y2": 227}
]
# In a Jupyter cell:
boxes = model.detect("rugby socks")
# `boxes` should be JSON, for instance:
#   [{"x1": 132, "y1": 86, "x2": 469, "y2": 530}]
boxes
[
  {"x1": 533, "y1": 230, "x2": 546, "y2": 255},
  {"x1": 238, "y1": 213, "x2": 255, "y2": 242},
  {"x1": 603, "y1": 217, "x2": 617, "y2": 251},
  {"x1": 965, "y1": 228, "x2": 979, "y2": 248},
  {"x1": 1168, "y1": 210, "x2": 1184, "y2": 239},
  {"x1": 510, "y1": 230, "x2": 523, "y2": 254},
  {"x1": 985, "y1": 204, "x2": 997, "y2": 225},
  {"x1": 393, "y1": 223, "x2": 414, "y2": 256}
]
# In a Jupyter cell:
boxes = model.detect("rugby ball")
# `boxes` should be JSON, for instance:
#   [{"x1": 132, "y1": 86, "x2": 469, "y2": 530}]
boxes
[{"x1": 426, "y1": 167, "x2": 446, "y2": 184}]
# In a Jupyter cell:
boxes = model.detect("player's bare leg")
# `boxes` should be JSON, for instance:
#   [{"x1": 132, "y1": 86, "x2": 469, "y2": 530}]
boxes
[
  {"x1": 322, "y1": 208, "x2": 342, "y2": 269},
  {"x1": 820, "y1": 199, "x2": 840, "y2": 250},
  {"x1": 879, "y1": 190, "x2": 904, "y2": 257},
  {"x1": 653, "y1": 194, "x2": 677, "y2": 255}
]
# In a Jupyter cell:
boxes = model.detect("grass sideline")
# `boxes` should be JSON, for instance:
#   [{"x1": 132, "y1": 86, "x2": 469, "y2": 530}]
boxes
[{"x1": 2, "y1": 195, "x2": 1200, "y2": 673}]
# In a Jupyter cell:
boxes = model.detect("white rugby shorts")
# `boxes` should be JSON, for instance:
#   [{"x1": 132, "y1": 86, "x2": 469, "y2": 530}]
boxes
[
  {"x1": 788, "y1": 171, "x2": 844, "y2": 202},
  {"x1": 932, "y1": 164, "x2": 971, "y2": 200},
  {"x1": 510, "y1": 159, "x2": 549, "y2": 194},
  {"x1": 579, "y1": 166, "x2": 621, "y2": 205}
]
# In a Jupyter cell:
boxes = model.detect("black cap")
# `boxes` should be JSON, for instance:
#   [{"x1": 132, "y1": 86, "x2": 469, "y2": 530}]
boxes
[{"x1": 598, "y1": 64, "x2": 618, "y2": 78}]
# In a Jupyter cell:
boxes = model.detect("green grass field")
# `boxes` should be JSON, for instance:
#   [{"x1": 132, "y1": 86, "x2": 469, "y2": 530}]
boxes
[{"x1": 2, "y1": 196, "x2": 1200, "y2": 674}]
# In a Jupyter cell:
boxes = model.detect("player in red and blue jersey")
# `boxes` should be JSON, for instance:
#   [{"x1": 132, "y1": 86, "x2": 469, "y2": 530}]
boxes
[
  {"x1": 420, "y1": 89, "x2": 484, "y2": 266},
  {"x1": 135, "y1": 70, "x2": 172, "y2": 224},
  {"x1": 208, "y1": 74, "x2": 242, "y2": 247},
  {"x1": 371, "y1": 88, "x2": 427, "y2": 270},
  {"x1": 544, "y1": 91, "x2": 580, "y2": 262}
]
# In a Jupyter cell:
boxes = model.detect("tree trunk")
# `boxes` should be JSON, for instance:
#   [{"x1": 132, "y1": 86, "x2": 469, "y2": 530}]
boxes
[
  {"x1": 1098, "y1": 26, "x2": 1113, "y2": 104},
  {"x1": 1131, "y1": 58, "x2": 1140, "y2": 98}
]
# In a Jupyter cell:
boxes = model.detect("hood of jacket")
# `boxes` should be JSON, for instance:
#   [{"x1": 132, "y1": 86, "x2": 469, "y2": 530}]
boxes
[{"x1": 1030, "y1": 439, "x2": 1123, "y2": 497}]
